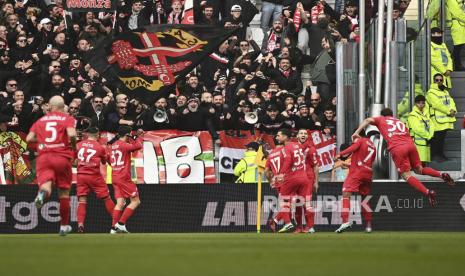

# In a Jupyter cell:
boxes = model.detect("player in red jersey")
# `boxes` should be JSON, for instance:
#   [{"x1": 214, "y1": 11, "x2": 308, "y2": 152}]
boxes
[
  {"x1": 26, "y1": 96, "x2": 77, "y2": 236},
  {"x1": 265, "y1": 144, "x2": 285, "y2": 233},
  {"x1": 334, "y1": 130, "x2": 376, "y2": 233},
  {"x1": 273, "y1": 128, "x2": 308, "y2": 233},
  {"x1": 108, "y1": 126, "x2": 143, "y2": 234},
  {"x1": 353, "y1": 108, "x2": 454, "y2": 207},
  {"x1": 76, "y1": 127, "x2": 115, "y2": 233},
  {"x1": 294, "y1": 129, "x2": 319, "y2": 234}
]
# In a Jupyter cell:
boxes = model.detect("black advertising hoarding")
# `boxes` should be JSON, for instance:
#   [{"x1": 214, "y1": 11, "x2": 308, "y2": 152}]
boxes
[
  {"x1": 0, "y1": 182, "x2": 464, "y2": 233},
  {"x1": 65, "y1": 0, "x2": 116, "y2": 12}
]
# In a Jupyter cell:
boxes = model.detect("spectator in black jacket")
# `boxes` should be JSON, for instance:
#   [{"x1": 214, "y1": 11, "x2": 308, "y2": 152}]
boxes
[
  {"x1": 118, "y1": 0, "x2": 151, "y2": 32},
  {"x1": 263, "y1": 56, "x2": 303, "y2": 96}
]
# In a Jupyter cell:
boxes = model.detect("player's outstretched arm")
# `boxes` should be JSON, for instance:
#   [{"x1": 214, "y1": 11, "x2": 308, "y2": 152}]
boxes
[
  {"x1": 352, "y1": 117, "x2": 375, "y2": 140},
  {"x1": 26, "y1": 132, "x2": 37, "y2": 143}
]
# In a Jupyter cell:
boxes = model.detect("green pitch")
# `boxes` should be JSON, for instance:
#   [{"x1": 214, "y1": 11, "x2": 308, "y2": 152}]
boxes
[{"x1": 1, "y1": 233, "x2": 464, "y2": 276}]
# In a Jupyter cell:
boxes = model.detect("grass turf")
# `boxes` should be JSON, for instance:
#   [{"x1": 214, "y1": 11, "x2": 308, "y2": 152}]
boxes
[{"x1": 1, "y1": 232, "x2": 464, "y2": 276}]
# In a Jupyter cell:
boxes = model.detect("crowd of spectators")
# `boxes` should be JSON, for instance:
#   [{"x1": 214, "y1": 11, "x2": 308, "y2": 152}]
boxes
[{"x1": 0, "y1": 0, "x2": 414, "y2": 142}]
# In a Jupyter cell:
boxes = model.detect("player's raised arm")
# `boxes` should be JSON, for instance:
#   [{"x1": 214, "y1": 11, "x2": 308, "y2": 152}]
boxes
[
  {"x1": 352, "y1": 117, "x2": 375, "y2": 140},
  {"x1": 337, "y1": 139, "x2": 361, "y2": 159}
]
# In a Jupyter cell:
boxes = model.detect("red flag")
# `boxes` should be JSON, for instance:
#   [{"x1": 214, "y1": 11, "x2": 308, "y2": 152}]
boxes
[
  {"x1": 293, "y1": 9, "x2": 301, "y2": 33},
  {"x1": 181, "y1": 0, "x2": 194, "y2": 24}
]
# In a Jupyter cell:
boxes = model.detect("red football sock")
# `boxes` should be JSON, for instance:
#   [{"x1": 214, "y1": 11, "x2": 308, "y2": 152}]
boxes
[
  {"x1": 59, "y1": 197, "x2": 70, "y2": 226},
  {"x1": 119, "y1": 207, "x2": 135, "y2": 224},
  {"x1": 421, "y1": 167, "x2": 441, "y2": 178},
  {"x1": 341, "y1": 197, "x2": 350, "y2": 223},
  {"x1": 112, "y1": 209, "x2": 123, "y2": 226},
  {"x1": 304, "y1": 208, "x2": 315, "y2": 228},
  {"x1": 406, "y1": 176, "x2": 429, "y2": 195},
  {"x1": 294, "y1": 206, "x2": 303, "y2": 227},
  {"x1": 361, "y1": 201, "x2": 372, "y2": 223},
  {"x1": 103, "y1": 197, "x2": 115, "y2": 215},
  {"x1": 77, "y1": 202, "x2": 87, "y2": 226},
  {"x1": 278, "y1": 202, "x2": 291, "y2": 224}
]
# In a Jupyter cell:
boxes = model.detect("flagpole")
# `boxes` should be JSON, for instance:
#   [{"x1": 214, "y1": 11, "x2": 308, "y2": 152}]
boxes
[{"x1": 112, "y1": 11, "x2": 118, "y2": 30}]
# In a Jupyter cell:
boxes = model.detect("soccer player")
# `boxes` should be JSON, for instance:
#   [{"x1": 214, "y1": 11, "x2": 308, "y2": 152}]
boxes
[
  {"x1": 353, "y1": 108, "x2": 454, "y2": 207},
  {"x1": 273, "y1": 128, "x2": 308, "y2": 233},
  {"x1": 294, "y1": 129, "x2": 319, "y2": 234},
  {"x1": 108, "y1": 126, "x2": 143, "y2": 234},
  {"x1": 334, "y1": 129, "x2": 375, "y2": 233},
  {"x1": 265, "y1": 144, "x2": 285, "y2": 233},
  {"x1": 26, "y1": 96, "x2": 77, "y2": 236},
  {"x1": 76, "y1": 127, "x2": 115, "y2": 233}
]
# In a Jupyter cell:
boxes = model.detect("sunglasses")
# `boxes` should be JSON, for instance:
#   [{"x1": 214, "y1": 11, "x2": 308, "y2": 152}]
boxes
[{"x1": 93, "y1": 100, "x2": 103, "y2": 103}]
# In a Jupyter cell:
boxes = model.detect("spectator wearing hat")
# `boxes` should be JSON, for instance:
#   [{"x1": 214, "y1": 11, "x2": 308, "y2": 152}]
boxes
[
  {"x1": 407, "y1": 95, "x2": 434, "y2": 163},
  {"x1": 294, "y1": 103, "x2": 321, "y2": 130},
  {"x1": 430, "y1": 27, "x2": 453, "y2": 88},
  {"x1": 258, "y1": 103, "x2": 290, "y2": 134},
  {"x1": 426, "y1": 73, "x2": 457, "y2": 162},
  {"x1": 233, "y1": 141, "x2": 263, "y2": 183},
  {"x1": 222, "y1": 4, "x2": 249, "y2": 41},
  {"x1": 263, "y1": 56, "x2": 303, "y2": 96}
]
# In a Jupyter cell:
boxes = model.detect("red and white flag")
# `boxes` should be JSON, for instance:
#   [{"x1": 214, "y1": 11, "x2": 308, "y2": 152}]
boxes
[{"x1": 181, "y1": 0, "x2": 194, "y2": 24}]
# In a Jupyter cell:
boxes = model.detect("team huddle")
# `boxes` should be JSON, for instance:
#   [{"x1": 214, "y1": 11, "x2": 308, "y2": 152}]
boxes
[
  {"x1": 26, "y1": 96, "x2": 142, "y2": 235},
  {"x1": 265, "y1": 108, "x2": 455, "y2": 234},
  {"x1": 24, "y1": 95, "x2": 455, "y2": 235}
]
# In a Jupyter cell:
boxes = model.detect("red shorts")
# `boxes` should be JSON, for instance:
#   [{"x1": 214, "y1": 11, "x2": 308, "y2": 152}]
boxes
[
  {"x1": 280, "y1": 175, "x2": 307, "y2": 198},
  {"x1": 302, "y1": 175, "x2": 315, "y2": 199},
  {"x1": 36, "y1": 154, "x2": 72, "y2": 190},
  {"x1": 342, "y1": 173, "x2": 372, "y2": 195},
  {"x1": 77, "y1": 174, "x2": 110, "y2": 199},
  {"x1": 391, "y1": 143, "x2": 422, "y2": 173},
  {"x1": 113, "y1": 177, "x2": 139, "y2": 199}
]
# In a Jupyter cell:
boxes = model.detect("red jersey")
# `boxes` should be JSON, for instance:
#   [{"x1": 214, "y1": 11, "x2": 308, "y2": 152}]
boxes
[
  {"x1": 281, "y1": 142, "x2": 306, "y2": 178},
  {"x1": 372, "y1": 116, "x2": 412, "y2": 150},
  {"x1": 108, "y1": 137, "x2": 143, "y2": 180},
  {"x1": 339, "y1": 137, "x2": 376, "y2": 175},
  {"x1": 76, "y1": 139, "x2": 107, "y2": 175},
  {"x1": 266, "y1": 147, "x2": 285, "y2": 175},
  {"x1": 29, "y1": 111, "x2": 76, "y2": 158},
  {"x1": 300, "y1": 141, "x2": 318, "y2": 179}
]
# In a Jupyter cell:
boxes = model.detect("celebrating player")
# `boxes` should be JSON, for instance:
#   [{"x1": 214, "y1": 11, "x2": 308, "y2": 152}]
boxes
[
  {"x1": 76, "y1": 127, "x2": 115, "y2": 233},
  {"x1": 334, "y1": 129, "x2": 376, "y2": 233},
  {"x1": 26, "y1": 96, "x2": 77, "y2": 236},
  {"x1": 273, "y1": 128, "x2": 308, "y2": 233},
  {"x1": 295, "y1": 129, "x2": 319, "y2": 234},
  {"x1": 108, "y1": 126, "x2": 143, "y2": 234},
  {"x1": 353, "y1": 108, "x2": 454, "y2": 207},
  {"x1": 265, "y1": 144, "x2": 285, "y2": 233}
]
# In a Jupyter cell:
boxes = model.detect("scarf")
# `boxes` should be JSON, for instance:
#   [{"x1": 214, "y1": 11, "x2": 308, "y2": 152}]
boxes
[
  {"x1": 168, "y1": 11, "x2": 181, "y2": 24},
  {"x1": 266, "y1": 31, "x2": 281, "y2": 53},
  {"x1": 311, "y1": 3, "x2": 324, "y2": 24},
  {"x1": 293, "y1": 9, "x2": 301, "y2": 32}
]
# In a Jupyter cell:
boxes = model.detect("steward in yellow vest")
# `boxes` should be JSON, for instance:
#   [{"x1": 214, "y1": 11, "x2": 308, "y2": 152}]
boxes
[
  {"x1": 234, "y1": 142, "x2": 261, "y2": 183},
  {"x1": 426, "y1": 75, "x2": 457, "y2": 161},
  {"x1": 431, "y1": 27, "x2": 454, "y2": 88},
  {"x1": 446, "y1": 0, "x2": 465, "y2": 70},
  {"x1": 408, "y1": 95, "x2": 435, "y2": 163}
]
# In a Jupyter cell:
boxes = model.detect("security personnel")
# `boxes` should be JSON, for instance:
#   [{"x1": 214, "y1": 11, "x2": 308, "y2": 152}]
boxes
[
  {"x1": 430, "y1": 27, "x2": 454, "y2": 88},
  {"x1": 234, "y1": 141, "x2": 261, "y2": 183},
  {"x1": 408, "y1": 95, "x2": 435, "y2": 163},
  {"x1": 446, "y1": 0, "x2": 465, "y2": 71},
  {"x1": 426, "y1": 73, "x2": 457, "y2": 162}
]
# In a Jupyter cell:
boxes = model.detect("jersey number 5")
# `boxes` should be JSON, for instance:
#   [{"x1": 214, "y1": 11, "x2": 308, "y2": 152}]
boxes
[{"x1": 45, "y1": 122, "x2": 57, "y2": 143}]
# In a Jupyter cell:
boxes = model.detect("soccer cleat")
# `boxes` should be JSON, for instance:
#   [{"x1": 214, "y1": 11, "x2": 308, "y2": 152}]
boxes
[
  {"x1": 303, "y1": 227, "x2": 316, "y2": 234},
  {"x1": 34, "y1": 190, "x2": 47, "y2": 209},
  {"x1": 77, "y1": 225, "x2": 85, "y2": 233},
  {"x1": 115, "y1": 223, "x2": 129, "y2": 234},
  {"x1": 110, "y1": 228, "x2": 117, "y2": 234},
  {"x1": 335, "y1": 222, "x2": 353, "y2": 233},
  {"x1": 278, "y1": 223, "x2": 295, "y2": 233},
  {"x1": 268, "y1": 219, "x2": 278, "y2": 233},
  {"x1": 59, "y1": 225, "x2": 72, "y2": 236},
  {"x1": 427, "y1": 190, "x2": 437, "y2": 207},
  {"x1": 441, "y1": 173, "x2": 455, "y2": 187}
]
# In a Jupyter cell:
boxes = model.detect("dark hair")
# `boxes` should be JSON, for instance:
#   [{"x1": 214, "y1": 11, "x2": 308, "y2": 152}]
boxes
[
  {"x1": 339, "y1": 143, "x2": 351, "y2": 160},
  {"x1": 380, "y1": 108, "x2": 393, "y2": 117},
  {"x1": 433, "y1": 73, "x2": 444, "y2": 79},
  {"x1": 415, "y1": 95, "x2": 426, "y2": 103},
  {"x1": 278, "y1": 128, "x2": 292, "y2": 138}
]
